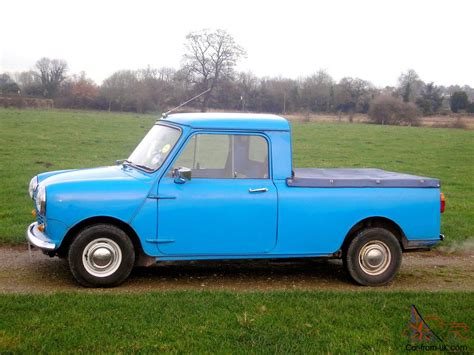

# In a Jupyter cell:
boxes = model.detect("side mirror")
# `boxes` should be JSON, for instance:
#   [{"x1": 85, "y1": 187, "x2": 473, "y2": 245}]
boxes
[{"x1": 172, "y1": 167, "x2": 192, "y2": 184}]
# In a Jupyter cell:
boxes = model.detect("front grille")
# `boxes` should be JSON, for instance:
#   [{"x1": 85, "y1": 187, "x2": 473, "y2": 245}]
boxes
[
  {"x1": 34, "y1": 197, "x2": 45, "y2": 225},
  {"x1": 33, "y1": 192, "x2": 46, "y2": 227},
  {"x1": 37, "y1": 213, "x2": 45, "y2": 225}
]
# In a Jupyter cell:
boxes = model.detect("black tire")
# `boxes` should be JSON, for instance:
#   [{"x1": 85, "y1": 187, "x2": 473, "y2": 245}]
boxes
[
  {"x1": 68, "y1": 224, "x2": 135, "y2": 287},
  {"x1": 344, "y1": 227, "x2": 402, "y2": 286}
]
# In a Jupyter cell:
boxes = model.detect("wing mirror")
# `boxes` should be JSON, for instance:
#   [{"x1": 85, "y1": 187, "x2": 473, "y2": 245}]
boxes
[{"x1": 172, "y1": 167, "x2": 192, "y2": 184}]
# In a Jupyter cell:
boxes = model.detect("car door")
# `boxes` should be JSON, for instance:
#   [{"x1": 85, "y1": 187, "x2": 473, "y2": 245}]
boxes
[{"x1": 157, "y1": 132, "x2": 277, "y2": 256}]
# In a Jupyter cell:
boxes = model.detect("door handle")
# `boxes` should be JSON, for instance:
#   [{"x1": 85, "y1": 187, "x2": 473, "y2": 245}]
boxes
[{"x1": 249, "y1": 188, "x2": 268, "y2": 193}]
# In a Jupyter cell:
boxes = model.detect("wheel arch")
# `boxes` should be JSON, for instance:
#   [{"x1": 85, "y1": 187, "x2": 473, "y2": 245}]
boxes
[
  {"x1": 57, "y1": 216, "x2": 144, "y2": 260},
  {"x1": 341, "y1": 216, "x2": 407, "y2": 255}
]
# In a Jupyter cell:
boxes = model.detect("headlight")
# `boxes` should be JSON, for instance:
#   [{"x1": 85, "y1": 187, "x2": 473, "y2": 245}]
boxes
[
  {"x1": 29, "y1": 176, "x2": 38, "y2": 199},
  {"x1": 35, "y1": 184, "x2": 46, "y2": 215}
]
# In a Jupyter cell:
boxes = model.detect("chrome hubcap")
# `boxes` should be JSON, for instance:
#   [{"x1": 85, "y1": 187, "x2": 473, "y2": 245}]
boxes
[
  {"x1": 82, "y1": 238, "x2": 122, "y2": 277},
  {"x1": 359, "y1": 241, "x2": 391, "y2": 276},
  {"x1": 91, "y1": 247, "x2": 113, "y2": 268}
]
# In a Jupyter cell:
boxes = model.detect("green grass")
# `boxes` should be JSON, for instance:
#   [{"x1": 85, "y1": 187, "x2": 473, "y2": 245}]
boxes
[
  {"x1": 0, "y1": 108, "x2": 472, "y2": 244},
  {"x1": 0, "y1": 291, "x2": 472, "y2": 353}
]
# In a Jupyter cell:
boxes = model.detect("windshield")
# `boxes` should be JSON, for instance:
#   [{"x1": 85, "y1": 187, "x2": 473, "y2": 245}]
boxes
[{"x1": 128, "y1": 124, "x2": 181, "y2": 171}]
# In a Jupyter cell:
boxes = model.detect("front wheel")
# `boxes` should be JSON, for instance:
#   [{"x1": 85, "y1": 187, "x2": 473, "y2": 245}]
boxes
[
  {"x1": 344, "y1": 227, "x2": 402, "y2": 286},
  {"x1": 68, "y1": 224, "x2": 135, "y2": 287}
]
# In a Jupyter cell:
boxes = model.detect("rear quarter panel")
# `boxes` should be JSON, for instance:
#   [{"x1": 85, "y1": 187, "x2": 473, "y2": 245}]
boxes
[{"x1": 274, "y1": 181, "x2": 440, "y2": 254}]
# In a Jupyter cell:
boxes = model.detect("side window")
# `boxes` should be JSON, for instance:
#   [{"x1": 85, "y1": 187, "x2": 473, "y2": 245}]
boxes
[
  {"x1": 234, "y1": 135, "x2": 269, "y2": 179},
  {"x1": 171, "y1": 134, "x2": 269, "y2": 179},
  {"x1": 172, "y1": 134, "x2": 232, "y2": 178},
  {"x1": 248, "y1": 136, "x2": 267, "y2": 163},
  {"x1": 195, "y1": 134, "x2": 230, "y2": 170},
  {"x1": 174, "y1": 135, "x2": 196, "y2": 169}
]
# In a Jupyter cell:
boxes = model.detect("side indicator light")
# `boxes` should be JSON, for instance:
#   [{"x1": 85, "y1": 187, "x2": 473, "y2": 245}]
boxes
[
  {"x1": 32, "y1": 209, "x2": 37, "y2": 218},
  {"x1": 440, "y1": 192, "x2": 445, "y2": 213}
]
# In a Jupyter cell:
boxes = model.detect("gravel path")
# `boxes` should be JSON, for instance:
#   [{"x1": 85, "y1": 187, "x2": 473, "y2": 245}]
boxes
[{"x1": 0, "y1": 246, "x2": 472, "y2": 293}]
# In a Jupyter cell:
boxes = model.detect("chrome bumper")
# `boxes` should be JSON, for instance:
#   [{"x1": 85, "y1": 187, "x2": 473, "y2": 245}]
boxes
[{"x1": 26, "y1": 222, "x2": 56, "y2": 250}]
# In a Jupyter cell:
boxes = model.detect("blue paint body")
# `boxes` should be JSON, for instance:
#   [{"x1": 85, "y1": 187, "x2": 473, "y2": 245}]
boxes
[{"x1": 31, "y1": 113, "x2": 442, "y2": 260}]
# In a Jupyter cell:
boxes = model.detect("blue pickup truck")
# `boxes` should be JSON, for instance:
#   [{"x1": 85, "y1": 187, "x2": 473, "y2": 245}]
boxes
[{"x1": 27, "y1": 113, "x2": 445, "y2": 287}]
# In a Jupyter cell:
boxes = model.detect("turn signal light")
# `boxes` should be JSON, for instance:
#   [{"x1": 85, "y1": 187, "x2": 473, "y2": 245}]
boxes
[
  {"x1": 31, "y1": 209, "x2": 37, "y2": 218},
  {"x1": 440, "y1": 192, "x2": 445, "y2": 213},
  {"x1": 38, "y1": 224, "x2": 45, "y2": 232}
]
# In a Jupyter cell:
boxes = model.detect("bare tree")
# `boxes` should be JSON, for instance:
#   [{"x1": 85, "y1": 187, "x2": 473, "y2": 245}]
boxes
[
  {"x1": 101, "y1": 70, "x2": 138, "y2": 111},
  {"x1": 397, "y1": 69, "x2": 424, "y2": 103},
  {"x1": 183, "y1": 29, "x2": 246, "y2": 112},
  {"x1": 34, "y1": 57, "x2": 68, "y2": 98},
  {"x1": 334, "y1": 77, "x2": 374, "y2": 114},
  {"x1": 301, "y1": 69, "x2": 335, "y2": 112},
  {"x1": 135, "y1": 67, "x2": 175, "y2": 113},
  {"x1": 157, "y1": 67, "x2": 176, "y2": 82},
  {"x1": 236, "y1": 71, "x2": 259, "y2": 111}
]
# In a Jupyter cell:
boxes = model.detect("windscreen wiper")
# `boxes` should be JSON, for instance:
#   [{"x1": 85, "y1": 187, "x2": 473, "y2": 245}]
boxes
[
  {"x1": 131, "y1": 163, "x2": 153, "y2": 171},
  {"x1": 118, "y1": 159, "x2": 153, "y2": 172}
]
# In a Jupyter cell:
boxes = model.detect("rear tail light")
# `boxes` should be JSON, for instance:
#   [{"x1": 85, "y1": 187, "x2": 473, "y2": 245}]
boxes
[{"x1": 440, "y1": 192, "x2": 445, "y2": 213}]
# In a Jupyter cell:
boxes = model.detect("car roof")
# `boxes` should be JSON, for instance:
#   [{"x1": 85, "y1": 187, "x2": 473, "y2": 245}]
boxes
[{"x1": 159, "y1": 112, "x2": 290, "y2": 131}]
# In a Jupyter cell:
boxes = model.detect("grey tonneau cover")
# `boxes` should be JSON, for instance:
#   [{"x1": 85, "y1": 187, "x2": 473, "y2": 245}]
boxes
[{"x1": 287, "y1": 168, "x2": 440, "y2": 188}]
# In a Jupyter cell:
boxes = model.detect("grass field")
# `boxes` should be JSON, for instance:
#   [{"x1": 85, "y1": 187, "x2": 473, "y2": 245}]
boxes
[
  {"x1": 0, "y1": 291, "x2": 472, "y2": 353},
  {"x1": 0, "y1": 108, "x2": 472, "y2": 245}
]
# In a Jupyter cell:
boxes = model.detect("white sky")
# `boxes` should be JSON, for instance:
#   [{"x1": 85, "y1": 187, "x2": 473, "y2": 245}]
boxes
[{"x1": 1, "y1": 0, "x2": 473, "y2": 87}]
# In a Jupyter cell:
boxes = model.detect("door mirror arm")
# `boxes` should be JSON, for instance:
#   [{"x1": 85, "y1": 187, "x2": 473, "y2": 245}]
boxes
[{"x1": 173, "y1": 167, "x2": 192, "y2": 184}]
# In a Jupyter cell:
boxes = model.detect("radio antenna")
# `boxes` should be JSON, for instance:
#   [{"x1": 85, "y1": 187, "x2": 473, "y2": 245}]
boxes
[{"x1": 161, "y1": 88, "x2": 211, "y2": 118}]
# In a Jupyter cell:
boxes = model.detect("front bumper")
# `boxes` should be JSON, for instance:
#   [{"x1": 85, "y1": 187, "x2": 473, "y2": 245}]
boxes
[{"x1": 26, "y1": 222, "x2": 56, "y2": 250}]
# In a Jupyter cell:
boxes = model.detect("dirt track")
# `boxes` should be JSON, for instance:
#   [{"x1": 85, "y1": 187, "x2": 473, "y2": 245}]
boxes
[{"x1": 0, "y1": 246, "x2": 472, "y2": 293}]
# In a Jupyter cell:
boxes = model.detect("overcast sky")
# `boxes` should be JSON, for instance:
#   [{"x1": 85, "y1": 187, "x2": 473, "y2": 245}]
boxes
[{"x1": 1, "y1": 0, "x2": 472, "y2": 87}]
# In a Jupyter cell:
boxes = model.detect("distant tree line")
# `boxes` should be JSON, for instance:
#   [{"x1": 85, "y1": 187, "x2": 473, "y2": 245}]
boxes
[{"x1": 1, "y1": 29, "x2": 474, "y2": 119}]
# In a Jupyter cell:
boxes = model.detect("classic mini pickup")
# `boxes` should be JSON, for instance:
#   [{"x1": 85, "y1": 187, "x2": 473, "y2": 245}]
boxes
[{"x1": 27, "y1": 113, "x2": 445, "y2": 287}]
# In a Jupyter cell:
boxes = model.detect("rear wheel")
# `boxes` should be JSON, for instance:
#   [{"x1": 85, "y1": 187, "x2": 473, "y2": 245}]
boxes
[
  {"x1": 68, "y1": 224, "x2": 135, "y2": 287},
  {"x1": 344, "y1": 227, "x2": 402, "y2": 286}
]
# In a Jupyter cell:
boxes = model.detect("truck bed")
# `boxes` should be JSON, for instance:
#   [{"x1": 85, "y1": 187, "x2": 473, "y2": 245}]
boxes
[{"x1": 287, "y1": 168, "x2": 440, "y2": 188}]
